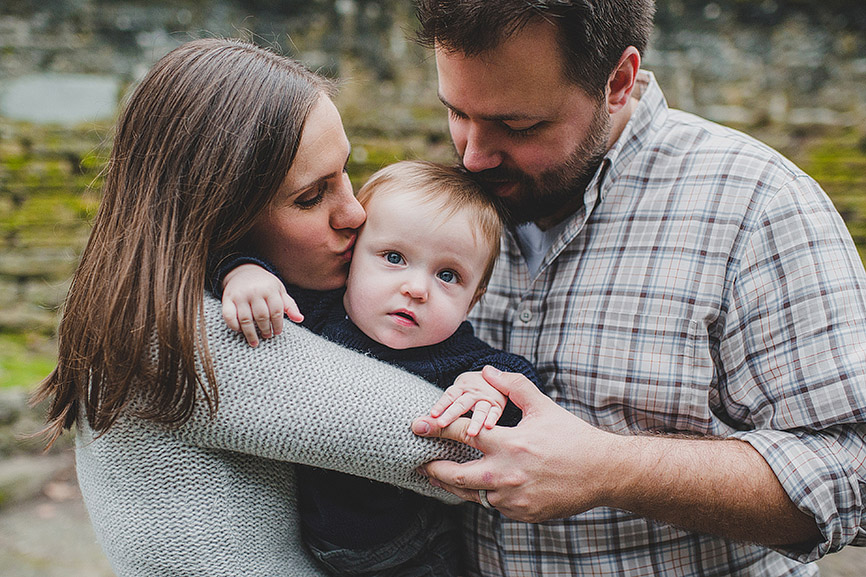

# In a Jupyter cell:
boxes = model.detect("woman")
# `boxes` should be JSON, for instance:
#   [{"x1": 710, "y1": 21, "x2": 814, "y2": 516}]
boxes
[{"x1": 34, "y1": 38, "x2": 474, "y2": 576}]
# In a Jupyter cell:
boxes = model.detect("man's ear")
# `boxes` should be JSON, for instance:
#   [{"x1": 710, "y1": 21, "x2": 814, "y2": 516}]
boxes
[{"x1": 607, "y1": 46, "x2": 641, "y2": 114}]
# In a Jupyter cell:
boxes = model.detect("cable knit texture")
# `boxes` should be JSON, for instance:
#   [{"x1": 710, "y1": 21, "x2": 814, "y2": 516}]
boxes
[{"x1": 75, "y1": 294, "x2": 477, "y2": 577}]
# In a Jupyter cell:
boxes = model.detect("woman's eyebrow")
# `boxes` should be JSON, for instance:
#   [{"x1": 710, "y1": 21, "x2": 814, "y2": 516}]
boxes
[
  {"x1": 287, "y1": 144, "x2": 352, "y2": 196},
  {"x1": 288, "y1": 173, "x2": 334, "y2": 197}
]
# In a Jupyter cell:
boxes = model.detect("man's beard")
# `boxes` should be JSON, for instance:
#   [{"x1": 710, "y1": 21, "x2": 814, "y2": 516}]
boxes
[{"x1": 471, "y1": 102, "x2": 611, "y2": 226}]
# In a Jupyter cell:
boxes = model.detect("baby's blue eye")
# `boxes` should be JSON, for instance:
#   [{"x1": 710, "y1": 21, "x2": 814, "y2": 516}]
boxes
[
  {"x1": 385, "y1": 252, "x2": 404, "y2": 265},
  {"x1": 438, "y1": 270, "x2": 457, "y2": 284}
]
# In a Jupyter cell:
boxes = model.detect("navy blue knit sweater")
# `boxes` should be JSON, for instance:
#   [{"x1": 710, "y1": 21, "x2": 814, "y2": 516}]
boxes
[{"x1": 291, "y1": 287, "x2": 541, "y2": 549}]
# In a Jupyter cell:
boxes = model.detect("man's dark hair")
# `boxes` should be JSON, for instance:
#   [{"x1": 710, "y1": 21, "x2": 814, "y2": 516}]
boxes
[{"x1": 415, "y1": 0, "x2": 655, "y2": 99}]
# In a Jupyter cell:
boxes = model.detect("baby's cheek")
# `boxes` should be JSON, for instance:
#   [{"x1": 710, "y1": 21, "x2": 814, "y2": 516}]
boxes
[{"x1": 341, "y1": 287, "x2": 362, "y2": 321}]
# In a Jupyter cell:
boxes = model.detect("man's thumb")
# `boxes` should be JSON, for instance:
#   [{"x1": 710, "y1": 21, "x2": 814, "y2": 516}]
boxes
[{"x1": 481, "y1": 365, "x2": 543, "y2": 415}]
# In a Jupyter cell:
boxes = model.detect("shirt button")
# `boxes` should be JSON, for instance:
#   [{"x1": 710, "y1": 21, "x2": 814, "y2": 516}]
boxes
[{"x1": 519, "y1": 309, "x2": 532, "y2": 323}]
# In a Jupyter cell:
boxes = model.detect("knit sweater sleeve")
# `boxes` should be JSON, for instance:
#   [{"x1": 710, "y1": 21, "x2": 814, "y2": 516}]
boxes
[{"x1": 170, "y1": 294, "x2": 476, "y2": 502}]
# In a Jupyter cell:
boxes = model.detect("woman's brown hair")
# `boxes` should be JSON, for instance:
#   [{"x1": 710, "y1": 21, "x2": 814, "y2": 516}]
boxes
[{"x1": 34, "y1": 38, "x2": 332, "y2": 446}]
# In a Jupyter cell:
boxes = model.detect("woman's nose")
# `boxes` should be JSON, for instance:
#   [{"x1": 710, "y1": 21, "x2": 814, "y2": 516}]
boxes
[{"x1": 331, "y1": 176, "x2": 366, "y2": 230}]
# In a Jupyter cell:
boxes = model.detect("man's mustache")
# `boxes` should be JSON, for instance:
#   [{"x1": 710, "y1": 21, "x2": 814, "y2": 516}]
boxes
[{"x1": 471, "y1": 165, "x2": 526, "y2": 185}]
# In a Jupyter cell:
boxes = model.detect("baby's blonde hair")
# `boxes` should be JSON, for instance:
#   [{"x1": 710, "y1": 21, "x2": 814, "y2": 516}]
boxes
[{"x1": 356, "y1": 160, "x2": 503, "y2": 301}]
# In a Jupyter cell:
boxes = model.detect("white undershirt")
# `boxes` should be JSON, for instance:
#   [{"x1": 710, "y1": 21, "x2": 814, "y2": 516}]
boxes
[{"x1": 514, "y1": 220, "x2": 570, "y2": 278}]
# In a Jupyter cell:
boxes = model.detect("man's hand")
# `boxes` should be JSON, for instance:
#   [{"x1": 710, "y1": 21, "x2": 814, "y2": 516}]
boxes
[
  {"x1": 413, "y1": 365, "x2": 618, "y2": 521},
  {"x1": 412, "y1": 366, "x2": 822, "y2": 547}
]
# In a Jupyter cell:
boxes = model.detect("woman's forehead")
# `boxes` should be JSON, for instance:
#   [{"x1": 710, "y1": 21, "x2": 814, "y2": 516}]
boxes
[{"x1": 283, "y1": 96, "x2": 349, "y2": 194}]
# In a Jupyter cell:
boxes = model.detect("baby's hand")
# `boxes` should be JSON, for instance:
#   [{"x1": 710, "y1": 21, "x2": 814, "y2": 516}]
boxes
[
  {"x1": 221, "y1": 264, "x2": 303, "y2": 347},
  {"x1": 429, "y1": 368, "x2": 509, "y2": 437}
]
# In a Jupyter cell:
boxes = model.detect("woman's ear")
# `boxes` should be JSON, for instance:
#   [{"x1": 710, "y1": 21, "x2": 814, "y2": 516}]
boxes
[{"x1": 607, "y1": 46, "x2": 641, "y2": 114}]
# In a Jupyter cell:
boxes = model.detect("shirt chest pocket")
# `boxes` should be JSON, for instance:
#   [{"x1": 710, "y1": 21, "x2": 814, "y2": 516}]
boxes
[{"x1": 540, "y1": 309, "x2": 716, "y2": 435}]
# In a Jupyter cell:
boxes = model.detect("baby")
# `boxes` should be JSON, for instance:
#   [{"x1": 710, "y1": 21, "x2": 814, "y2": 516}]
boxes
[{"x1": 217, "y1": 160, "x2": 542, "y2": 577}]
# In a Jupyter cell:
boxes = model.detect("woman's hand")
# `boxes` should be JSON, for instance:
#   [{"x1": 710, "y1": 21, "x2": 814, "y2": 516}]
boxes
[
  {"x1": 221, "y1": 263, "x2": 303, "y2": 346},
  {"x1": 429, "y1": 369, "x2": 509, "y2": 437}
]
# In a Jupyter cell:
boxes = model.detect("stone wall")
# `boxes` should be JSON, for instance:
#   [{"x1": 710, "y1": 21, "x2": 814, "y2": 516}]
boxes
[
  {"x1": 647, "y1": 7, "x2": 866, "y2": 127},
  {"x1": 1, "y1": 1, "x2": 864, "y2": 126}
]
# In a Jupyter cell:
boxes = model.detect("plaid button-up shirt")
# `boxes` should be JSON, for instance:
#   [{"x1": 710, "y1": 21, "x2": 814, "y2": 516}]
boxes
[{"x1": 465, "y1": 71, "x2": 866, "y2": 576}]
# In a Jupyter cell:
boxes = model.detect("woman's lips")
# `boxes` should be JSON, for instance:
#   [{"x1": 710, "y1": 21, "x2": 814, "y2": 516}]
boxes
[{"x1": 339, "y1": 235, "x2": 356, "y2": 261}]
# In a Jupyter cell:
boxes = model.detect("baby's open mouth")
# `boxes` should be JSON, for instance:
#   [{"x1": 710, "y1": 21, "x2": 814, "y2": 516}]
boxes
[{"x1": 391, "y1": 311, "x2": 417, "y2": 324}]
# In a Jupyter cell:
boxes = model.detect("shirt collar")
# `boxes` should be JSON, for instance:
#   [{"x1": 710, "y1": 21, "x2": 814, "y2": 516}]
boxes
[
  {"x1": 506, "y1": 71, "x2": 668, "y2": 280},
  {"x1": 598, "y1": 70, "x2": 668, "y2": 199}
]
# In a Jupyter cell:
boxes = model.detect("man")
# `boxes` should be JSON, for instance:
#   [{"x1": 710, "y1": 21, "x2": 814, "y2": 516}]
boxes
[{"x1": 410, "y1": 1, "x2": 866, "y2": 575}]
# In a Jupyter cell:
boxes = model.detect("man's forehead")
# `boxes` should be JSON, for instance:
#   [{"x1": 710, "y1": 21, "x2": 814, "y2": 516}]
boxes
[
  {"x1": 435, "y1": 61, "x2": 577, "y2": 125},
  {"x1": 433, "y1": 25, "x2": 575, "y2": 105}
]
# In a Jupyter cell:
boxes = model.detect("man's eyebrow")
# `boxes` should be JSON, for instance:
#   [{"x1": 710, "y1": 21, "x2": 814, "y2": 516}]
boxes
[{"x1": 437, "y1": 93, "x2": 543, "y2": 123}]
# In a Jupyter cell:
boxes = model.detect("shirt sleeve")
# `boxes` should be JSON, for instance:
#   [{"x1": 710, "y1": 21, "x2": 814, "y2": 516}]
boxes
[
  {"x1": 720, "y1": 175, "x2": 866, "y2": 561},
  {"x1": 168, "y1": 293, "x2": 479, "y2": 504}
]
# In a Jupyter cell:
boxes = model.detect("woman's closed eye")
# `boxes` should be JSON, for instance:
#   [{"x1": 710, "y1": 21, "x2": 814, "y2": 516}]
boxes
[
  {"x1": 294, "y1": 180, "x2": 327, "y2": 209},
  {"x1": 294, "y1": 156, "x2": 350, "y2": 209}
]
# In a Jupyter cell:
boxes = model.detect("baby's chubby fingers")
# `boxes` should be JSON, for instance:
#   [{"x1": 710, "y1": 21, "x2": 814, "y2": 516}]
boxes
[
  {"x1": 235, "y1": 301, "x2": 261, "y2": 347},
  {"x1": 467, "y1": 400, "x2": 492, "y2": 437},
  {"x1": 428, "y1": 386, "x2": 466, "y2": 419},
  {"x1": 281, "y1": 292, "x2": 304, "y2": 324},
  {"x1": 434, "y1": 393, "x2": 477, "y2": 429},
  {"x1": 261, "y1": 292, "x2": 291, "y2": 337},
  {"x1": 222, "y1": 299, "x2": 241, "y2": 333},
  {"x1": 250, "y1": 298, "x2": 275, "y2": 339},
  {"x1": 268, "y1": 300, "x2": 285, "y2": 336},
  {"x1": 483, "y1": 404, "x2": 503, "y2": 431}
]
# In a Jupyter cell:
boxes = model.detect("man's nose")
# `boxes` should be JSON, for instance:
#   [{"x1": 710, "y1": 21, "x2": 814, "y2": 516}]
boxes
[{"x1": 459, "y1": 124, "x2": 502, "y2": 173}]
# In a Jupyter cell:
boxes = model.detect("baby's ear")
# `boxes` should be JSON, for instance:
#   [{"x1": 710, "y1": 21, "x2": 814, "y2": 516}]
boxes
[{"x1": 468, "y1": 286, "x2": 487, "y2": 313}]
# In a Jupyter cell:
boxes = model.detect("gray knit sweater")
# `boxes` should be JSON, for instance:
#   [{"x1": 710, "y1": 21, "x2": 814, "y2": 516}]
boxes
[{"x1": 75, "y1": 295, "x2": 477, "y2": 576}]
